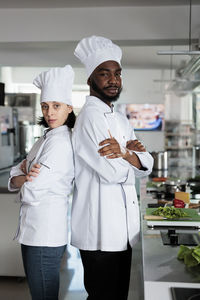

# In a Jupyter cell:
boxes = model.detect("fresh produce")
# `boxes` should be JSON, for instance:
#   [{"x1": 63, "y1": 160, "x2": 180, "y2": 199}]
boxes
[
  {"x1": 173, "y1": 199, "x2": 185, "y2": 208},
  {"x1": 174, "y1": 191, "x2": 190, "y2": 204},
  {"x1": 177, "y1": 244, "x2": 200, "y2": 267},
  {"x1": 152, "y1": 206, "x2": 188, "y2": 219},
  {"x1": 152, "y1": 177, "x2": 167, "y2": 182}
]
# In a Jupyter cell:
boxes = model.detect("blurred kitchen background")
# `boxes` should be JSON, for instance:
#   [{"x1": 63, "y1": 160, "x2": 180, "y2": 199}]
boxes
[
  {"x1": 0, "y1": 1, "x2": 200, "y2": 174},
  {"x1": 1, "y1": 1, "x2": 200, "y2": 299}
]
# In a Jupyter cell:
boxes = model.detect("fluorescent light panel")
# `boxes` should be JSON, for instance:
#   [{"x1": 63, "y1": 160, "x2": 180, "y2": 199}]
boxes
[{"x1": 157, "y1": 50, "x2": 200, "y2": 55}]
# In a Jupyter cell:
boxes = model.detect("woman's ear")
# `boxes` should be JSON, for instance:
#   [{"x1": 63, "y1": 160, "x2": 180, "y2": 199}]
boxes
[{"x1": 67, "y1": 105, "x2": 73, "y2": 113}]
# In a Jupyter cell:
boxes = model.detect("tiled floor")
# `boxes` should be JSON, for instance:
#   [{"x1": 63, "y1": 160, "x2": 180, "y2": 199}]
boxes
[{"x1": 0, "y1": 241, "x2": 143, "y2": 300}]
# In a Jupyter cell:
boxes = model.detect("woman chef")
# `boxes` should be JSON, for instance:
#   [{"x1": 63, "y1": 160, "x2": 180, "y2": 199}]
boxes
[{"x1": 8, "y1": 65, "x2": 75, "y2": 300}]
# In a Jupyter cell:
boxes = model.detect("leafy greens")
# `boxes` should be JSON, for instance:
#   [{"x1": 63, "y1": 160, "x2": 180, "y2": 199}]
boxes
[{"x1": 177, "y1": 244, "x2": 200, "y2": 267}]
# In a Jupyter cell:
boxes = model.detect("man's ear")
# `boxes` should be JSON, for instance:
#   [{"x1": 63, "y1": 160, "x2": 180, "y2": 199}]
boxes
[{"x1": 87, "y1": 77, "x2": 91, "y2": 86}]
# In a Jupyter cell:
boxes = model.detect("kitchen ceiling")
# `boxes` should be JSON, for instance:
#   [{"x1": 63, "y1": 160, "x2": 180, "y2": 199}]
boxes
[
  {"x1": 0, "y1": 0, "x2": 200, "y2": 8},
  {"x1": 0, "y1": 1, "x2": 200, "y2": 71},
  {"x1": 0, "y1": 42, "x2": 190, "y2": 70}
]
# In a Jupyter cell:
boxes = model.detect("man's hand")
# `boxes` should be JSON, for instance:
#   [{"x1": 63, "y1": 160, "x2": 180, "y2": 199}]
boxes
[
  {"x1": 25, "y1": 163, "x2": 41, "y2": 182},
  {"x1": 98, "y1": 138, "x2": 125, "y2": 159},
  {"x1": 20, "y1": 159, "x2": 27, "y2": 174},
  {"x1": 126, "y1": 140, "x2": 146, "y2": 152}
]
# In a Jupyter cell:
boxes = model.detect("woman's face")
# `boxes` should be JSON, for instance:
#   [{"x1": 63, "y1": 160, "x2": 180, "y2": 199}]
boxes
[{"x1": 41, "y1": 101, "x2": 72, "y2": 129}]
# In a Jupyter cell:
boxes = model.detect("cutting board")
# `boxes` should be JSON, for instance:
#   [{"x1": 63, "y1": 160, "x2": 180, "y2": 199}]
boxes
[{"x1": 145, "y1": 208, "x2": 200, "y2": 227}]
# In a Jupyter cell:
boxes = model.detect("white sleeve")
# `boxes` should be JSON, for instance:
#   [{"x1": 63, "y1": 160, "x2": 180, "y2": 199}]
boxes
[
  {"x1": 8, "y1": 160, "x2": 25, "y2": 192},
  {"x1": 128, "y1": 126, "x2": 154, "y2": 177},
  {"x1": 73, "y1": 114, "x2": 136, "y2": 185},
  {"x1": 20, "y1": 136, "x2": 74, "y2": 205}
]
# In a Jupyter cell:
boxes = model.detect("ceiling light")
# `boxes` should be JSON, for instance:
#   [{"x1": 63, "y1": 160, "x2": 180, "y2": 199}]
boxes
[{"x1": 157, "y1": 50, "x2": 200, "y2": 55}]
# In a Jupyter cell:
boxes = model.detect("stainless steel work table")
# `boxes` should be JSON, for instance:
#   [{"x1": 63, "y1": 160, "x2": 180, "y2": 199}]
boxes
[
  {"x1": 140, "y1": 193, "x2": 200, "y2": 300},
  {"x1": 0, "y1": 169, "x2": 10, "y2": 192}
]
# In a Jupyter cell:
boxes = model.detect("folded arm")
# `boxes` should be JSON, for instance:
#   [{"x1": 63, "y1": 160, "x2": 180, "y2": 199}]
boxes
[
  {"x1": 97, "y1": 124, "x2": 153, "y2": 178},
  {"x1": 8, "y1": 160, "x2": 26, "y2": 191},
  {"x1": 98, "y1": 138, "x2": 146, "y2": 169},
  {"x1": 74, "y1": 115, "x2": 139, "y2": 184},
  {"x1": 20, "y1": 137, "x2": 74, "y2": 205}
]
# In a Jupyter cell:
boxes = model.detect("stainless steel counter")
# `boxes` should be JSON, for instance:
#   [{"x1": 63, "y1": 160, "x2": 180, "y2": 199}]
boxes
[
  {"x1": 140, "y1": 185, "x2": 200, "y2": 300},
  {"x1": 0, "y1": 169, "x2": 24, "y2": 276},
  {"x1": 0, "y1": 169, "x2": 11, "y2": 193}
]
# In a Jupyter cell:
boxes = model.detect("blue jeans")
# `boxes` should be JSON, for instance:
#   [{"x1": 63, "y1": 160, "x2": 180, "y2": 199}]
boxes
[{"x1": 21, "y1": 244, "x2": 66, "y2": 300}]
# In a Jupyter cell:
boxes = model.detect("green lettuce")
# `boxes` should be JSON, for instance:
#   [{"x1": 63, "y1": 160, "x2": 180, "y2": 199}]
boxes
[{"x1": 177, "y1": 244, "x2": 200, "y2": 267}]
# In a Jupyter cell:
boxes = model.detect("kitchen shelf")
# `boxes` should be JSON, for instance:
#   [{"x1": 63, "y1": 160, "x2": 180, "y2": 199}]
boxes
[
  {"x1": 164, "y1": 121, "x2": 194, "y2": 168},
  {"x1": 165, "y1": 133, "x2": 193, "y2": 137},
  {"x1": 166, "y1": 146, "x2": 193, "y2": 150}
]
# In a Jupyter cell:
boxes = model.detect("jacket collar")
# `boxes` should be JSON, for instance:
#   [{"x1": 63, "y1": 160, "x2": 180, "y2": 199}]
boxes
[
  {"x1": 43, "y1": 125, "x2": 69, "y2": 139},
  {"x1": 85, "y1": 96, "x2": 114, "y2": 113}
]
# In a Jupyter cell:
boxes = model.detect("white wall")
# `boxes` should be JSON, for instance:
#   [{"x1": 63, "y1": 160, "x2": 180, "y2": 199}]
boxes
[
  {"x1": 10, "y1": 67, "x2": 166, "y2": 100},
  {"x1": 165, "y1": 92, "x2": 193, "y2": 122},
  {"x1": 120, "y1": 69, "x2": 170, "y2": 104},
  {"x1": 11, "y1": 67, "x2": 87, "y2": 86},
  {"x1": 119, "y1": 69, "x2": 167, "y2": 151},
  {"x1": 4, "y1": 66, "x2": 165, "y2": 151}
]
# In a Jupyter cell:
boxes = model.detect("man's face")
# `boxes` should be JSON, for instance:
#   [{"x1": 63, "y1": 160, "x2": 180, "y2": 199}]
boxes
[{"x1": 88, "y1": 60, "x2": 122, "y2": 104}]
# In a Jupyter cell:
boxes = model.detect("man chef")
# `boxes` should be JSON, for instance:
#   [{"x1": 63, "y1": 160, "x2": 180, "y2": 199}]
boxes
[{"x1": 71, "y1": 35, "x2": 153, "y2": 300}]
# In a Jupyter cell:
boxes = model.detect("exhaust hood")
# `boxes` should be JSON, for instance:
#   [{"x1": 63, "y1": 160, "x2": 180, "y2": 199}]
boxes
[{"x1": 157, "y1": 0, "x2": 200, "y2": 90}]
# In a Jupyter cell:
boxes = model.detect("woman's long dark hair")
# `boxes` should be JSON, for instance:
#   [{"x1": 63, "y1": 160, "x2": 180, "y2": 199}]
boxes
[{"x1": 37, "y1": 111, "x2": 76, "y2": 129}]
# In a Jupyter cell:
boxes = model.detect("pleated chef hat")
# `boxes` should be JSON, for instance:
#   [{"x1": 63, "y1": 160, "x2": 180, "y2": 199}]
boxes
[
  {"x1": 33, "y1": 65, "x2": 74, "y2": 105},
  {"x1": 74, "y1": 36, "x2": 122, "y2": 78}
]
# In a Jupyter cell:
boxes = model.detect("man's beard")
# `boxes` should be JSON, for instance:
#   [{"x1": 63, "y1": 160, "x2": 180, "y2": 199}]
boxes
[{"x1": 90, "y1": 79, "x2": 122, "y2": 103}]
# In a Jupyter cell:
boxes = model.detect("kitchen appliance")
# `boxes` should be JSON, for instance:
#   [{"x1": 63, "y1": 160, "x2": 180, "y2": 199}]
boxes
[
  {"x1": 164, "y1": 179, "x2": 186, "y2": 199},
  {"x1": 193, "y1": 145, "x2": 200, "y2": 167},
  {"x1": 147, "y1": 179, "x2": 186, "y2": 201},
  {"x1": 19, "y1": 121, "x2": 42, "y2": 157},
  {"x1": 4, "y1": 93, "x2": 40, "y2": 124},
  {"x1": 11, "y1": 107, "x2": 20, "y2": 161},
  {"x1": 4, "y1": 93, "x2": 43, "y2": 158},
  {"x1": 0, "y1": 106, "x2": 14, "y2": 169},
  {"x1": 0, "y1": 83, "x2": 5, "y2": 106},
  {"x1": 171, "y1": 287, "x2": 200, "y2": 300},
  {"x1": 151, "y1": 151, "x2": 168, "y2": 170}
]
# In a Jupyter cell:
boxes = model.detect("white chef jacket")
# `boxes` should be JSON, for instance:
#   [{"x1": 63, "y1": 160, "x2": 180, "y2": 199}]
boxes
[
  {"x1": 8, "y1": 125, "x2": 74, "y2": 247},
  {"x1": 71, "y1": 96, "x2": 153, "y2": 251}
]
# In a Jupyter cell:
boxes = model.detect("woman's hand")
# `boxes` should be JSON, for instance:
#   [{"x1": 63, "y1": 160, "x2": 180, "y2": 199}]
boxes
[
  {"x1": 25, "y1": 164, "x2": 41, "y2": 182},
  {"x1": 11, "y1": 163, "x2": 41, "y2": 188},
  {"x1": 98, "y1": 138, "x2": 126, "y2": 159},
  {"x1": 126, "y1": 140, "x2": 146, "y2": 152}
]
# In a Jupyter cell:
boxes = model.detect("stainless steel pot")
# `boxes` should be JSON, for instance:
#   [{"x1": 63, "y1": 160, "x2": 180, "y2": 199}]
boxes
[
  {"x1": 19, "y1": 122, "x2": 42, "y2": 157},
  {"x1": 165, "y1": 180, "x2": 186, "y2": 194},
  {"x1": 151, "y1": 151, "x2": 168, "y2": 170},
  {"x1": 193, "y1": 145, "x2": 200, "y2": 167}
]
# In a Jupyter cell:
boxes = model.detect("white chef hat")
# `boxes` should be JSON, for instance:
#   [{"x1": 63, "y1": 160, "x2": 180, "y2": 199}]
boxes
[
  {"x1": 33, "y1": 65, "x2": 74, "y2": 105},
  {"x1": 74, "y1": 35, "x2": 122, "y2": 78}
]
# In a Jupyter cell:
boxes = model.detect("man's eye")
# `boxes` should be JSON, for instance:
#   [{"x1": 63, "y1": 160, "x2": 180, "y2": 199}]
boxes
[
  {"x1": 99, "y1": 73, "x2": 108, "y2": 77},
  {"x1": 116, "y1": 73, "x2": 121, "y2": 77}
]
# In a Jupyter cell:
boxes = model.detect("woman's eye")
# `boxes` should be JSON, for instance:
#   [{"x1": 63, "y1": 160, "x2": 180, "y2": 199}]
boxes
[
  {"x1": 54, "y1": 104, "x2": 60, "y2": 109},
  {"x1": 42, "y1": 105, "x2": 48, "y2": 110}
]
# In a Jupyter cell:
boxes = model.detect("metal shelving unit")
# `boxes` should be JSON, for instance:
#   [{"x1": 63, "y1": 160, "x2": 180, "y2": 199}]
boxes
[{"x1": 165, "y1": 121, "x2": 194, "y2": 168}]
